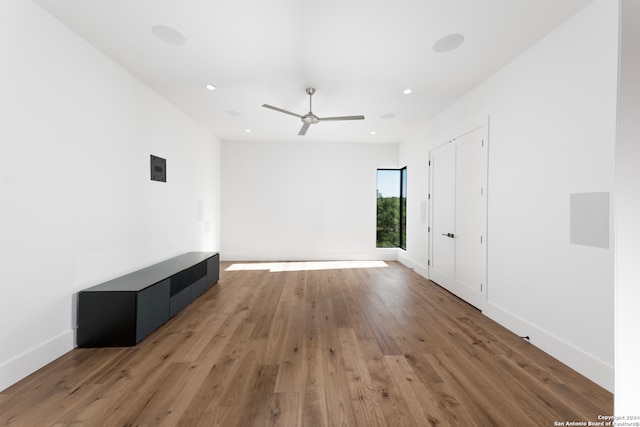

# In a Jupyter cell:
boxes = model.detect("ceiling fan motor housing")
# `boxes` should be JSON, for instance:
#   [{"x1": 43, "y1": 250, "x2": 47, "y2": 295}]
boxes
[{"x1": 302, "y1": 113, "x2": 320, "y2": 124}]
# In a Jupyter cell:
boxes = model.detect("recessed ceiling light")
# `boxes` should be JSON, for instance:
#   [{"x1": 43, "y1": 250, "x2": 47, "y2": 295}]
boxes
[
  {"x1": 205, "y1": 84, "x2": 216, "y2": 91},
  {"x1": 432, "y1": 33, "x2": 465, "y2": 53},
  {"x1": 403, "y1": 89, "x2": 413, "y2": 95},
  {"x1": 151, "y1": 25, "x2": 186, "y2": 45},
  {"x1": 370, "y1": 131, "x2": 377, "y2": 135},
  {"x1": 380, "y1": 113, "x2": 396, "y2": 120},
  {"x1": 245, "y1": 129, "x2": 251, "y2": 133}
]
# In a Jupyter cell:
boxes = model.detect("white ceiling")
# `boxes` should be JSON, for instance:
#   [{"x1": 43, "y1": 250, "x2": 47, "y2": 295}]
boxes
[{"x1": 33, "y1": 0, "x2": 594, "y2": 144}]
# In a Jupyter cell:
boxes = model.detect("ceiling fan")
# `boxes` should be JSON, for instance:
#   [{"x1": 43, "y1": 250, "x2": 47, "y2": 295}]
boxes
[{"x1": 262, "y1": 87, "x2": 365, "y2": 136}]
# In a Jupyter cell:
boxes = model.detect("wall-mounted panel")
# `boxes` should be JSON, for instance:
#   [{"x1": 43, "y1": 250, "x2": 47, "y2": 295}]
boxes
[{"x1": 570, "y1": 192, "x2": 609, "y2": 248}]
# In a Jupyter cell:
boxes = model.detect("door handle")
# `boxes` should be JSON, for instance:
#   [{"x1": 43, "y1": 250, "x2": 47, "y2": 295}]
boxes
[{"x1": 441, "y1": 233, "x2": 455, "y2": 238}]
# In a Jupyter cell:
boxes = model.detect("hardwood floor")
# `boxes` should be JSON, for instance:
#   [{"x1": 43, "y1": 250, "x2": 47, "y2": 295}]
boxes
[{"x1": 0, "y1": 261, "x2": 612, "y2": 426}]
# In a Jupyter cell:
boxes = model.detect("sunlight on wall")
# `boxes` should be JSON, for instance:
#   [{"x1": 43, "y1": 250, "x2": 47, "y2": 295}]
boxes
[{"x1": 225, "y1": 260, "x2": 388, "y2": 272}]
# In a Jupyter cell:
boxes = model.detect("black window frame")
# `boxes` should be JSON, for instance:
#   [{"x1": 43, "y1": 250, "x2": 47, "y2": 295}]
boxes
[{"x1": 376, "y1": 167, "x2": 407, "y2": 250}]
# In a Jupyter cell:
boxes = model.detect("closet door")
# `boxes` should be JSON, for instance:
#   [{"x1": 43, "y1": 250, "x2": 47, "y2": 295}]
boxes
[
  {"x1": 429, "y1": 126, "x2": 487, "y2": 310},
  {"x1": 429, "y1": 146, "x2": 456, "y2": 287}
]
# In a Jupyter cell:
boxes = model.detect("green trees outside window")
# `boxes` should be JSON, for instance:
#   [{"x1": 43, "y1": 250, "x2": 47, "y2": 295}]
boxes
[{"x1": 376, "y1": 167, "x2": 407, "y2": 249}]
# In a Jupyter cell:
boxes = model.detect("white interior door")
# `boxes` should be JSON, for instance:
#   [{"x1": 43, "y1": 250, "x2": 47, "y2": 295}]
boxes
[
  {"x1": 429, "y1": 147, "x2": 456, "y2": 286},
  {"x1": 429, "y1": 126, "x2": 487, "y2": 310}
]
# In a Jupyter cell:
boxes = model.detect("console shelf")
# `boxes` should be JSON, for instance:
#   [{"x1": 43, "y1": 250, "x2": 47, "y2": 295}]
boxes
[{"x1": 77, "y1": 252, "x2": 219, "y2": 347}]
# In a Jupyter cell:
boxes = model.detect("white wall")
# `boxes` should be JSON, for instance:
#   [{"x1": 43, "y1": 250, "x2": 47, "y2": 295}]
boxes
[
  {"x1": 400, "y1": 0, "x2": 617, "y2": 391},
  {"x1": 0, "y1": 1, "x2": 221, "y2": 391},
  {"x1": 221, "y1": 141, "x2": 398, "y2": 260},
  {"x1": 615, "y1": 0, "x2": 640, "y2": 413}
]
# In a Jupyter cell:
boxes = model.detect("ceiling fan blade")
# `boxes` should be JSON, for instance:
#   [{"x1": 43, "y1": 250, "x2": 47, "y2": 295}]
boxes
[
  {"x1": 262, "y1": 104, "x2": 303, "y2": 118},
  {"x1": 319, "y1": 115, "x2": 365, "y2": 121},
  {"x1": 298, "y1": 122, "x2": 311, "y2": 136}
]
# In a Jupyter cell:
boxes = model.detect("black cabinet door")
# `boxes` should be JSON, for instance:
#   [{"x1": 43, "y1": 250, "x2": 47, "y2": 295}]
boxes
[{"x1": 136, "y1": 279, "x2": 170, "y2": 343}]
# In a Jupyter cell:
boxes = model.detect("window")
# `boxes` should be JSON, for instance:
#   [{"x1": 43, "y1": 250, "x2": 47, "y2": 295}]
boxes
[{"x1": 376, "y1": 167, "x2": 407, "y2": 249}]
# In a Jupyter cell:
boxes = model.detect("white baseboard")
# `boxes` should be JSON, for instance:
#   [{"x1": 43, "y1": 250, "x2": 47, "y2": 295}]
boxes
[
  {"x1": 220, "y1": 250, "x2": 399, "y2": 262},
  {"x1": 0, "y1": 330, "x2": 75, "y2": 392},
  {"x1": 397, "y1": 253, "x2": 429, "y2": 278},
  {"x1": 483, "y1": 301, "x2": 614, "y2": 392}
]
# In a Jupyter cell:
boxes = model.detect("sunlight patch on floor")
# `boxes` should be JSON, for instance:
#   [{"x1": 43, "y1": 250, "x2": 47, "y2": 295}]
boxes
[{"x1": 225, "y1": 260, "x2": 389, "y2": 272}]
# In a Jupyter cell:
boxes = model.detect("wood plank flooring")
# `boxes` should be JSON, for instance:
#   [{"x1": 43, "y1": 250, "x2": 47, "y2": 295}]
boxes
[{"x1": 0, "y1": 261, "x2": 612, "y2": 426}]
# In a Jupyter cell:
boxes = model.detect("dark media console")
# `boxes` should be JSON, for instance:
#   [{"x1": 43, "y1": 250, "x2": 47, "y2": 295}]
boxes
[{"x1": 77, "y1": 252, "x2": 219, "y2": 347}]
